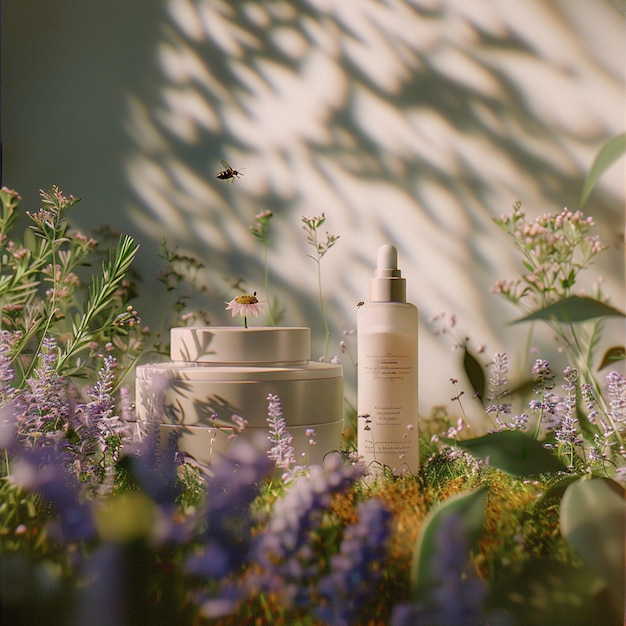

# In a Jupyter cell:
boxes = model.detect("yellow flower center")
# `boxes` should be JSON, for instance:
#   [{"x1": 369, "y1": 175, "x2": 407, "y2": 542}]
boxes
[{"x1": 235, "y1": 293, "x2": 258, "y2": 305}]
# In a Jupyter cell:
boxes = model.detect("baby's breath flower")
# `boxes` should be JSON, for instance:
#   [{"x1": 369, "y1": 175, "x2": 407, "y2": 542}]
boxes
[
  {"x1": 249, "y1": 210, "x2": 273, "y2": 244},
  {"x1": 113, "y1": 305, "x2": 141, "y2": 328},
  {"x1": 493, "y1": 202, "x2": 607, "y2": 308}
]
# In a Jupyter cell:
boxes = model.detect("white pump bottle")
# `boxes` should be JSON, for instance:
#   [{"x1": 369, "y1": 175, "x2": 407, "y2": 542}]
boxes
[{"x1": 357, "y1": 244, "x2": 419, "y2": 474}]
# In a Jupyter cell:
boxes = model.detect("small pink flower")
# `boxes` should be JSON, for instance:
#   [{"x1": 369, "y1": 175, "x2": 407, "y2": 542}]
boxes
[{"x1": 225, "y1": 292, "x2": 262, "y2": 328}]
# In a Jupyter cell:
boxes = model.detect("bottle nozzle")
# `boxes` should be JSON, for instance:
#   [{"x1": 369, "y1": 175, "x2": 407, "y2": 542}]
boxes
[
  {"x1": 376, "y1": 244, "x2": 401, "y2": 278},
  {"x1": 370, "y1": 244, "x2": 406, "y2": 302}
]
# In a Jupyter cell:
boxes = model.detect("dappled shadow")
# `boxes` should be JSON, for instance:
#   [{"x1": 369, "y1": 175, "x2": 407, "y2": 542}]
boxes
[
  {"x1": 4, "y1": 1, "x2": 623, "y2": 409},
  {"x1": 122, "y1": 0, "x2": 624, "y2": 407}
]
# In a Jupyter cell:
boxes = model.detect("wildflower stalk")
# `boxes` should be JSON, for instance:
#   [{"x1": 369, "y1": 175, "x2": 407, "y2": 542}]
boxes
[
  {"x1": 301, "y1": 214, "x2": 339, "y2": 361},
  {"x1": 316, "y1": 256, "x2": 329, "y2": 358},
  {"x1": 549, "y1": 317, "x2": 621, "y2": 445},
  {"x1": 250, "y1": 210, "x2": 276, "y2": 326},
  {"x1": 0, "y1": 187, "x2": 76, "y2": 307},
  {"x1": 156, "y1": 239, "x2": 212, "y2": 330},
  {"x1": 262, "y1": 245, "x2": 274, "y2": 325},
  {"x1": 3, "y1": 188, "x2": 91, "y2": 383},
  {"x1": 31, "y1": 201, "x2": 89, "y2": 374}
]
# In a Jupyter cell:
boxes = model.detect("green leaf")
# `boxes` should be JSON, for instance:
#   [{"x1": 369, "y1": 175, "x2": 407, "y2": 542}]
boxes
[
  {"x1": 457, "y1": 430, "x2": 568, "y2": 476},
  {"x1": 463, "y1": 346, "x2": 485, "y2": 401},
  {"x1": 410, "y1": 486, "x2": 488, "y2": 600},
  {"x1": 490, "y1": 558, "x2": 616, "y2": 624},
  {"x1": 598, "y1": 346, "x2": 625, "y2": 371},
  {"x1": 560, "y1": 478, "x2": 625, "y2": 618},
  {"x1": 56, "y1": 234, "x2": 139, "y2": 373},
  {"x1": 508, "y1": 377, "x2": 537, "y2": 399},
  {"x1": 536, "y1": 474, "x2": 580, "y2": 507},
  {"x1": 581, "y1": 132, "x2": 626, "y2": 206},
  {"x1": 511, "y1": 295, "x2": 625, "y2": 325}
]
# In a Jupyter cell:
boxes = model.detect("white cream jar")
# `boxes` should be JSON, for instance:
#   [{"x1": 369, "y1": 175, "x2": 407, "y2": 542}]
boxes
[{"x1": 135, "y1": 327, "x2": 344, "y2": 465}]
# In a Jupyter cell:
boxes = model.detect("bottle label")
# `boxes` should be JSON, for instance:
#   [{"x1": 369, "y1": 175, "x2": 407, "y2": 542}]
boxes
[{"x1": 358, "y1": 332, "x2": 418, "y2": 473}]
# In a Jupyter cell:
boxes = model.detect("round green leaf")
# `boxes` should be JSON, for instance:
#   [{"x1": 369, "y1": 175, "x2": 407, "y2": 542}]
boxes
[{"x1": 560, "y1": 478, "x2": 625, "y2": 619}]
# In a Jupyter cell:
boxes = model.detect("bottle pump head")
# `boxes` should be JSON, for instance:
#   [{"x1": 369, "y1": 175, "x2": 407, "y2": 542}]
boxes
[{"x1": 369, "y1": 244, "x2": 406, "y2": 302}]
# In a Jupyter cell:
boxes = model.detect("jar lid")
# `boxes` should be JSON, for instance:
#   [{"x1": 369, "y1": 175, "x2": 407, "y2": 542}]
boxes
[{"x1": 170, "y1": 326, "x2": 311, "y2": 364}]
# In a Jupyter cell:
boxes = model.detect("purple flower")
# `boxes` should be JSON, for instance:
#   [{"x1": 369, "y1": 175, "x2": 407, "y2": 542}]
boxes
[
  {"x1": 186, "y1": 434, "x2": 272, "y2": 618},
  {"x1": 486, "y1": 352, "x2": 512, "y2": 421},
  {"x1": 0, "y1": 399, "x2": 19, "y2": 452},
  {"x1": 552, "y1": 368, "x2": 583, "y2": 457},
  {"x1": 391, "y1": 514, "x2": 488, "y2": 626},
  {"x1": 253, "y1": 451, "x2": 365, "y2": 608},
  {"x1": 266, "y1": 393, "x2": 297, "y2": 476},
  {"x1": 531, "y1": 359, "x2": 554, "y2": 383},
  {"x1": 18, "y1": 336, "x2": 72, "y2": 446},
  {"x1": 0, "y1": 330, "x2": 18, "y2": 399},
  {"x1": 11, "y1": 446, "x2": 95, "y2": 542},
  {"x1": 485, "y1": 352, "x2": 532, "y2": 432},
  {"x1": 70, "y1": 356, "x2": 131, "y2": 492},
  {"x1": 606, "y1": 370, "x2": 626, "y2": 432},
  {"x1": 122, "y1": 423, "x2": 182, "y2": 507},
  {"x1": 315, "y1": 499, "x2": 392, "y2": 624}
]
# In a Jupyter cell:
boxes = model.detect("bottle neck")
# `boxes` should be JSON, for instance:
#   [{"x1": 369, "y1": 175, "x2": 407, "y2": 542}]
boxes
[{"x1": 369, "y1": 276, "x2": 406, "y2": 302}]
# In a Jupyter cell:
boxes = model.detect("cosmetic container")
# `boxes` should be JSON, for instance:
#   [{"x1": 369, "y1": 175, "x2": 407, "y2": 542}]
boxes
[
  {"x1": 136, "y1": 327, "x2": 343, "y2": 465},
  {"x1": 357, "y1": 244, "x2": 419, "y2": 473}
]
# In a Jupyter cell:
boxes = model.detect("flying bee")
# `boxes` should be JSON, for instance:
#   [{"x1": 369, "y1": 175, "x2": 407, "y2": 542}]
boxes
[{"x1": 216, "y1": 160, "x2": 244, "y2": 183}]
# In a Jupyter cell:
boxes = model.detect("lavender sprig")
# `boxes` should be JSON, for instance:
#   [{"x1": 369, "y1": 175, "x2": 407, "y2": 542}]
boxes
[
  {"x1": 19, "y1": 336, "x2": 70, "y2": 447},
  {"x1": 187, "y1": 435, "x2": 272, "y2": 619},
  {"x1": 529, "y1": 359, "x2": 557, "y2": 439},
  {"x1": 485, "y1": 352, "x2": 513, "y2": 428},
  {"x1": 266, "y1": 393, "x2": 298, "y2": 479},
  {"x1": 0, "y1": 330, "x2": 18, "y2": 402},
  {"x1": 606, "y1": 370, "x2": 626, "y2": 436},
  {"x1": 71, "y1": 355, "x2": 127, "y2": 494},
  {"x1": 315, "y1": 499, "x2": 392, "y2": 624},
  {"x1": 253, "y1": 451, "x2": 365, "y2": 609}
]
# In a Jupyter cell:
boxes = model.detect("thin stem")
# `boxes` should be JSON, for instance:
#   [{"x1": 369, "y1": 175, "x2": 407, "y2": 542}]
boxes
[
  {"x1": 316, "y1": 258, "x2": 330, "y2": 361},
  {"x1": 532, "y1": 385, "x2": 546, "y2": 440},
  {"x1": 263, "y1": 245, "x2": 275, "y2": 326},
  {"x1": 567, "y1": 321, "x2": 623, "y2": 446}
]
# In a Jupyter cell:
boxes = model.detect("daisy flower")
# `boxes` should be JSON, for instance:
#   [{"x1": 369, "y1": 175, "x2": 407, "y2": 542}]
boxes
[{"x1": 225, "y1": 292, "x2": 262, "y2": 328}]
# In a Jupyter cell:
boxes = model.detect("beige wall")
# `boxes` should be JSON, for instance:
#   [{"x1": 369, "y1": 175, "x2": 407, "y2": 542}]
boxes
[{"x1": 3, "y1": 0, "x2": 624, "y2": 413}]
